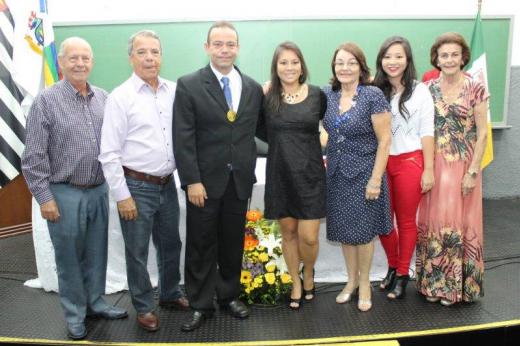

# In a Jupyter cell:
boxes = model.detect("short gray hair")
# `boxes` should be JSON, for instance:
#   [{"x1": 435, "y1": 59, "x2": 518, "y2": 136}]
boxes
[
  {"x1": 128, "y1": 30, "x2": 162, "y2": 56},
  {"x1": 58, "y1": 37, "x2": 93, "y2": 58}
]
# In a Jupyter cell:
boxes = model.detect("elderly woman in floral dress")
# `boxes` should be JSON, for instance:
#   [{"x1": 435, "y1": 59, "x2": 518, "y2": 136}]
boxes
[{"x1": 416, "y1": 32, "x2": 489, "y2": 306}]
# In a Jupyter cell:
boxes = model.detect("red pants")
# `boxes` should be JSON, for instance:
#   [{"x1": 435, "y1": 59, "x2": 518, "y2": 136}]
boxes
[{"x1": 380, "y1": 150, "x2": 424, "y2": 276}]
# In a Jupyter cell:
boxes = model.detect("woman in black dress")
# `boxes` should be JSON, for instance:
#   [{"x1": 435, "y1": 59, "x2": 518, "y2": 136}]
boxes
[{"x1": 259, "y1": 41, "x2": 326, "y2": 310}]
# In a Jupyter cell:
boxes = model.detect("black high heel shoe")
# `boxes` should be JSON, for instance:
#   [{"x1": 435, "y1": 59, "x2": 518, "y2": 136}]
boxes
[
  {"x1": 380, "y1": 267, "x2": 397, "y2": 291},
  {"x1": 302, "y1": 266, "x2": 315, "y2": 301},
  {"x1": 387, "y1": 275, "x2": 409, "y2": 299},
  {"x1": 289, "y1": 279, "x2": 303, "y2": 310}
]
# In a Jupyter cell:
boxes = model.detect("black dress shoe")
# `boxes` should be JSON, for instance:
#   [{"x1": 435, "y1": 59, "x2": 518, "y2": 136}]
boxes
[
  {"x1": 387, "y1": 275, "x2": 409, "y2": 299},
  {"x1": 220, "y1": 299, "x2": 249, "y2": 318},
  {"x1": 67, "y1": 322, "x2": 87, "y2": 340},
  {"x1": 181, "y1": 311, "x2": 213, "y2": 332},
  {"x1": 380, "y1": 267, "x2": 397, "y2": 291},
  {"x1": 87, "y1": 306, "x2": 128, "y2": 320}
]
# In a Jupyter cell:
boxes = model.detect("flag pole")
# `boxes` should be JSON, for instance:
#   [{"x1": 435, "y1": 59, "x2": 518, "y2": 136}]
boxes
[{"x1": 469, "y1": 0, "x2": 494, "y2": 169}]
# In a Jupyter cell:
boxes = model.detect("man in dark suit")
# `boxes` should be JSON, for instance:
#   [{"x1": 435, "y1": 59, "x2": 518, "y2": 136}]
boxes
[{"x1": 173, "y1": 21, "x2": 263, "y2": 332}]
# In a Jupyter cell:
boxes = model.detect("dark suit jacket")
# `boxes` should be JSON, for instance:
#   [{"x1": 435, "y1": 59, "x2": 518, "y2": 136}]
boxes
[{"x1": 173, "y1": 65, "x2": 263, "y2": 200}]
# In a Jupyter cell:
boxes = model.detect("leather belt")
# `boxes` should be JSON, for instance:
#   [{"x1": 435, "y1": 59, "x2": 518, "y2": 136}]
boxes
[
  {"x1": 70, "y1": 183, "x2": 103, "y2": 189},
  {"x1": 123, "y1": 166, "x2": 172, "y2": 185}
]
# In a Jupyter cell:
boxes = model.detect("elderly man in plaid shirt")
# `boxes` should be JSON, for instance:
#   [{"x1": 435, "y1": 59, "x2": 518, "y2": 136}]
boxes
[{"x1": 21, "y1": 37, "x2": 127, "y2": 340}]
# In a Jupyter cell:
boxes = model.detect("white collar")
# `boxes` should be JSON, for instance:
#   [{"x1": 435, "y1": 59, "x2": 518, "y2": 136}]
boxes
[
  {"x1": 130, "y1": 72, "x2": 168, "y2": 92},
  {"x1": 210, "y1": 63, "x2": 239, "y2": 84}
]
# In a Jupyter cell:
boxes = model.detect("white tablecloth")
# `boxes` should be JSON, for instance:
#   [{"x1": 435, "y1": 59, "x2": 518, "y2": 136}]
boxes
[{"x1": 24, "y1": 158, "x2": 394, "y2": 294}]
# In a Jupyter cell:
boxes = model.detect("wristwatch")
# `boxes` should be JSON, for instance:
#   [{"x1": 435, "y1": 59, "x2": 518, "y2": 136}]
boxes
[{"x1": 467, "y1": 169, "x2": 478, "y2": 178}]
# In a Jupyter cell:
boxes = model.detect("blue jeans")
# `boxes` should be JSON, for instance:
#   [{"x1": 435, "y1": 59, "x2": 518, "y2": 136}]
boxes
[
  {"x1": 119, "y1": 176, "x2": 182, "y2": 313},
  {"x1": 47, "y1": 183, "x2": 109, "y2": 324}
]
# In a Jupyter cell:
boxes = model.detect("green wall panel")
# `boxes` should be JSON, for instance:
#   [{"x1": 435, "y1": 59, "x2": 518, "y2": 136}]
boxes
[{"x1": 55, "y1": 18, "x2": 511, "y2": 124}]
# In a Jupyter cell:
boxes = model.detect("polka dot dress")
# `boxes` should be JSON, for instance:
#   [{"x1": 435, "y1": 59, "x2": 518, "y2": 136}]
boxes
[{"x1": 322, "y1": 85, "x2": 393, "y2": 245}]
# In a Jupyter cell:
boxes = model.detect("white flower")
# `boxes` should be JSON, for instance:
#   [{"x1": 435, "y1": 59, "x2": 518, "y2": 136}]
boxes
[
  {"x1": 254, "y1": 226, "x2": 264, "y2": 240},
  {"x1": 273, "y1": 255, "x2": 288, "y2": 273},
  {"x1": 259, "y1": 233, "x2": 280, "y2": 256}
]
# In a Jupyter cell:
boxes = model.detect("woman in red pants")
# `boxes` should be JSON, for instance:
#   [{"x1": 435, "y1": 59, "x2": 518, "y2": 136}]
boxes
[{"x1": 373, "y1": 36, "x2": 435, "y2": 299}]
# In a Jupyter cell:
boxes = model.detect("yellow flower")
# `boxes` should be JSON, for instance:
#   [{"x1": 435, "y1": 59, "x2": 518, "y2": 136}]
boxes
[
  {"x1": 265, "y1": 263, "x2": 276, "y2": 272},
  {"x1": 258, "y1": 252, "x2": 269, "y2": 263},
  {"x1": 280, "y1": 273, "x2": 292, "y2": 284},
  {"x1": 245, "y1": 287, "x2": 251, "y2": 294},
  {"x1": 265, "y1": 272, "x2": 276, "y2": 285},
  {"x1": 240, "y1": 271, "x2": 252, "y2": 284},
  {"x1": 253, "y1": 281, "x2": 259, "y2": 288},
  {"x1": 254, "y1": 276, "x2": 263, "y2": 284}
]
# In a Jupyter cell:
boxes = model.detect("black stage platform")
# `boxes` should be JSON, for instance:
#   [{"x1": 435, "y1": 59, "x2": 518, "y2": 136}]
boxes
[{"x1": 1, "y1": 199, "x2": 519, "y2": 346}]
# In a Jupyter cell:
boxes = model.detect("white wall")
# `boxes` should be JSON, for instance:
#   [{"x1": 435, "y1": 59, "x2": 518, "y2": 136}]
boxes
[{"x1": 49, "y1": 0, "x2": 519, "y2": 65}]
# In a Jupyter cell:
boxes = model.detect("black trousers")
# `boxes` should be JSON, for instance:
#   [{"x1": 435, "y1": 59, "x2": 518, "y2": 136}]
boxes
[{"x1": 184, "y1": 175, "x2": 248, "y2": 312}]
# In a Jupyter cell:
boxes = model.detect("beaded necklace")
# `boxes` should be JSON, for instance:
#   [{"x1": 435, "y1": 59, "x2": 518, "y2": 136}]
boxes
[{"x1": 281, "y1": 85, "x2": 304, "y2": 104}]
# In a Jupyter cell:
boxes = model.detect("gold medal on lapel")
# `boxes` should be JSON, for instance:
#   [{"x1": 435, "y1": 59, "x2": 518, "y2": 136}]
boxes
[{"x1": 227, "y1": 110, "x2": 236, "y2": 123}]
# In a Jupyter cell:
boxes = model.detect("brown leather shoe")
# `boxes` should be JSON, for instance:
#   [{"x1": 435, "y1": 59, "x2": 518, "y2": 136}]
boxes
[
  {"x1": 159, "y1": 296, "x2": 190, "y2": 311},
  {"x1": 137, "y1": 312, "x2": 159, "y2": 332}
]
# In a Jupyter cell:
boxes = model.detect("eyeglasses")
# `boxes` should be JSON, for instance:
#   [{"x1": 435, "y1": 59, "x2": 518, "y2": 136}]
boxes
[
  {"x1": 210, "y1": 41, "x2": 238, "y2": 49},
  {"x1": 334, "y1": 61, "x2": 359, "y2": 68}
]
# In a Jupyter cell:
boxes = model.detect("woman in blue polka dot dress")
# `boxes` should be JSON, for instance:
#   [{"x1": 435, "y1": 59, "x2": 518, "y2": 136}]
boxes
[{"x1": 322, "y1": 43, "x2": 393, "y2": 312}]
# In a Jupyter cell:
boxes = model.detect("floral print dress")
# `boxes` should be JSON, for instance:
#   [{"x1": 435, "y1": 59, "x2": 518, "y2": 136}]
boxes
[{"x1": 416, "y1": 75, "x2": 488, "y2": 302}]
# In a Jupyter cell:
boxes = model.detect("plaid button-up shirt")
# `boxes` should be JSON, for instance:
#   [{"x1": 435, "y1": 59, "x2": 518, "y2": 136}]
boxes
[{"x1": 21, "y1": 80, "x2": 108, "y2": 204}]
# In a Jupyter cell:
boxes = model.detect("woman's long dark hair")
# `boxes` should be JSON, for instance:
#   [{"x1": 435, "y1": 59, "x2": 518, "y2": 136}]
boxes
[
  {"x1": 373, "y1": 36, "x2": 417, "y2": 120},
  {"x1": 266, "y1": 41, "x2": 308, "y2": 112}
]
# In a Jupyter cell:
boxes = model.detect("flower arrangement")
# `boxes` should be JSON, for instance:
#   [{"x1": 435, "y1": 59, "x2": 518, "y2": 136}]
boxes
[{"x1": 240, "y1": 210, "x2": 292, "y2": 305}]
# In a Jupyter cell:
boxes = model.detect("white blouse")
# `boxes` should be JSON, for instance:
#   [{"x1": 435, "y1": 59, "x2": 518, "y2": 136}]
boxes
[{"x1": 389, "y1": 82, "x2": 434, "y2": 155}]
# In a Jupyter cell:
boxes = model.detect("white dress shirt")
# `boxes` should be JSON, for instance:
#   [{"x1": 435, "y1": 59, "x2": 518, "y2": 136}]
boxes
[
  {"x1": 210, "y1": 63, "x2": 242, "y2": 112},
  {"x1": 99, "y1": 73, "x2": 176, "y2": 201},
  {"x1": 390, "y1": 82, "x2": 434, "y2": 156}
]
